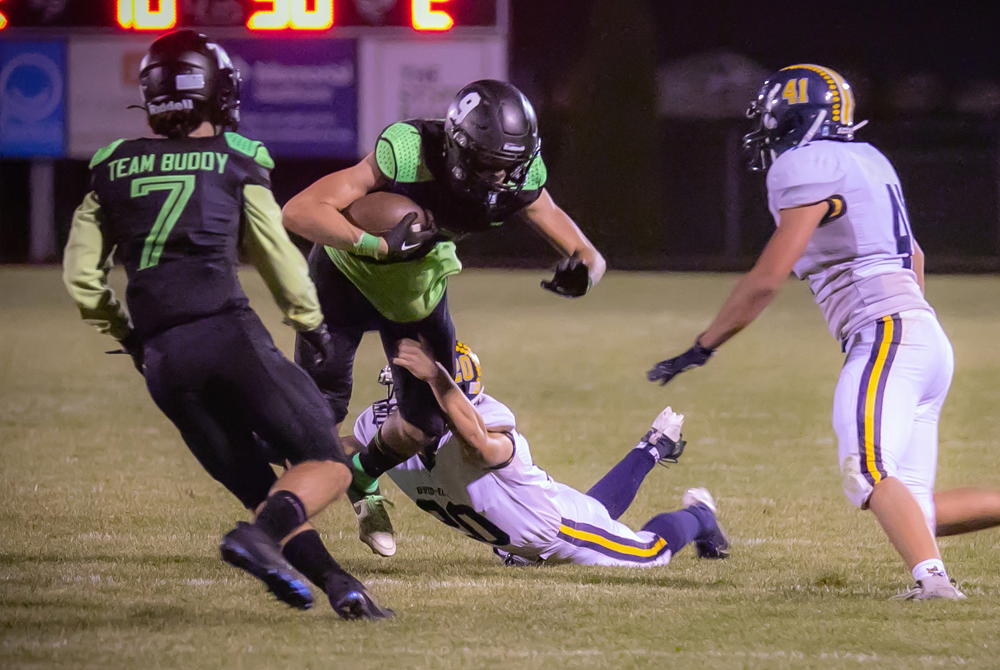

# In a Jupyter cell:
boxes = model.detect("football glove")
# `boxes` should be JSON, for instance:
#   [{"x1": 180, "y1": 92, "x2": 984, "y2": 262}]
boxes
[
  {"x1": 541, "y1": 253, "x2": 591, "y2": 298},
  {"x1": 299, "y1": 323, "x2": 335, "y2": 371},
  {"x1": 106, "y1": 329, "x2": 144, "y2": 376},
  {"x1": 647, "y1": 342, "x2": 714, "y2": 386},
  {"x1": 382, "y1": 212, "x2": 438, "y2": 262}
]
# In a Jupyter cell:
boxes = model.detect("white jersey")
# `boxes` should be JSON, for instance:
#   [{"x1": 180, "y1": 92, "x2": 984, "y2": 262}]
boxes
[
  {"x1": 766, "y1": 140, "x2": 932, "y2": 342},
  {"x1": 353, "y1": 395, "x2": 672, "y2": 566}
]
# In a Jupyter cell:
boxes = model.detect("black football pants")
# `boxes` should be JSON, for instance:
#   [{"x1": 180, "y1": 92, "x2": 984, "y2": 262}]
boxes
[
  {"x1": 143, "y1": 307, "x2": 347, "y2": 510},
  {"x1": 296, "y1": 245, "x2": 456, "y2": 438}
]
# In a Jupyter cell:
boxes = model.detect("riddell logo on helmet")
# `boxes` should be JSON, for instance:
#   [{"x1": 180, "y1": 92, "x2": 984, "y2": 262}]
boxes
[
  {"x1": 503, "y1": 143, "x2": 525, "y2": 152},
  {"x1": 148, "y1": 99, "x2": 194, "y2": 115}
]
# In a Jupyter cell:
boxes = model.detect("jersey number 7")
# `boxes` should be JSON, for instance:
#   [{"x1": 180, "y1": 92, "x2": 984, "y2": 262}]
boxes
[{"x1": 132, "y1": 175, "x2": 196, "y2": 269}]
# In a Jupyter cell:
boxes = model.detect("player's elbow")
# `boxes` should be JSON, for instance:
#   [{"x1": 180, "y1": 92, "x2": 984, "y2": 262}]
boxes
[{"x1": 280, "y1": 196, "x2": 310, "y2": 235}]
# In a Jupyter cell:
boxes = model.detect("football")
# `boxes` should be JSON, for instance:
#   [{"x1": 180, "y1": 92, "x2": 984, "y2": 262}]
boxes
[{"x1": 343, "y1": 191, "x2": 432, "y2": 236}]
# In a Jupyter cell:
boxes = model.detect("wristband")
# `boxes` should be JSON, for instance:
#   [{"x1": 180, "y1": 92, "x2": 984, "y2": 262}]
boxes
[{"x1": 353, "y1": 232, "x2": 383, "y2": 259}]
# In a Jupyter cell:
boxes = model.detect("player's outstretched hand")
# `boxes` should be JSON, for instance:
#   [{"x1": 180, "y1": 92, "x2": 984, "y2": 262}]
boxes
[
  {"x1": 541, "y1": 252, "x2": 591, "y2": 298},
  {"x1": 299, "y1": 323, "x2": 335, "y2": 371},
  {"x1": 393, "y1": 337, "x2": 438, "y2": 382},
  {"x1": 383, "y1": 212, "x2": 438, "y2": 261},
  {"x1": 647, "y1": 343, "x2": 714, "y2": 386},
  {"x1": 106, "y1": 329, "x2": 145, "y2": 376}
]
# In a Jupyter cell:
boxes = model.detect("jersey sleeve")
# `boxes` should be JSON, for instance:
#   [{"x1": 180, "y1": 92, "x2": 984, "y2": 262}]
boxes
[
  {"x1": 374, "y1": 122, "x2": 430, "y2": 185},
  {"x1": 62, "y1": 191, "x2": 132, "y2": 341},
  {"x1": 225, "y1": 132, "x2": 274, "y2": 188},
  {"x1": 522, "y1": 154, "x2": 547, "y2": 191},
  {"x1": 766, "y1": 145, "x2": 847, "y2": 214},
  {"x1": 241, "y1": 184, "x2": 323, "y2": 332},
  {"x1": 476, "y1": 395, "x2": 516, "y2": 431}
]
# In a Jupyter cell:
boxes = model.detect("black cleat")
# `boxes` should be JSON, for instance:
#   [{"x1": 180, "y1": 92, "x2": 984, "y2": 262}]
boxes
[
  {"x1": 682, "y1": 488, "x2": 730, "y2": 560},
  {"x1": 220, "y1": 522, "x2": 314, "y2": 610},
  {"x1": 325, "y1": 572, "x2": 395, "y2": 621}
]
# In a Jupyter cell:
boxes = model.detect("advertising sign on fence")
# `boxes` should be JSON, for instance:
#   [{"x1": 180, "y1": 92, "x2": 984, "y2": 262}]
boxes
[
  {"x1": 223, "y1": 39, "x2": 358, "y2": 159},
  {"x1": 67, "y1": 36, "x2": 154, "y2": 159},
  {"x1": 69, "y1": 37, "x2": 357, "y2": 160},
  {"x1": 358, "y1": 37, "x2": 506, "y2": 156},
  {"x1": 0, "y1": 40, "x2": 66, "y2": 158}
]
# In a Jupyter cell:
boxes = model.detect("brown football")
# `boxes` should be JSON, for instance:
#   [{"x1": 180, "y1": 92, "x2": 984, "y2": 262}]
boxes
[{"x1": 343, "y1": 191, "x2": 430, "y2": 236}]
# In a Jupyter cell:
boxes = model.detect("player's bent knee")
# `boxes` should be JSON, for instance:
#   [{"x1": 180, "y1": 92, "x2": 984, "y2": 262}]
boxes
[{"x1": 841, "y1": 454, "x2": 875, "y2": 509}]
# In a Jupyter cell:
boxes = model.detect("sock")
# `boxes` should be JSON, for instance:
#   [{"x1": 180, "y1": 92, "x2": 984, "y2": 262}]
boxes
[
  {"x1": 586, "y1": 449, "x2": 657, "y2": 520},
  {"x1": 282, "y1": 530, "x2": 345, "y2": 591},
  {"x1": 255, "y1": 490, "x2": 308, "y2": 544},
  {"x1": 356, "y1": 429, "x2": 408, "y2": 484},
  {"x1": 351, "y1": 453, "x2": 380, "y2": 494},
  {"x1": 642, "y1": 505, "x2": 715, "y2": 555},
  {"x1": 912, "y1": 558, "x2": 948, "y2": 582}
]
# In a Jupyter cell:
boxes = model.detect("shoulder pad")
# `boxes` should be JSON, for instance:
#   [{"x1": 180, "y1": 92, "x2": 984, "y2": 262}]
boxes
[
  {"x1": 89, "y1": 139, "x2": 126, "y2": 169},
  {"x1": 523, "y1": 154, "x2": 547, "y2": 191},
  {"x1": 225, "y1": 132, "x2": 275, "y2": 169},
  {"x1": 375, "y1": 122, "x2": 429, "y2": 183}
]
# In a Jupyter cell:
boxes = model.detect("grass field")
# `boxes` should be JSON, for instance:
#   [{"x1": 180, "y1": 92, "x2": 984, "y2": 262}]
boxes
[{"x1": 2, "y1": 267, "x2": 1000, "y2": 669}]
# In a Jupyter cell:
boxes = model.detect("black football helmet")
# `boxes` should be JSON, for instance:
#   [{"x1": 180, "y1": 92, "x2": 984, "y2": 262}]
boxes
[
  {"x1": 742, "y1": 64, "x2": 866, "y2": 171},
  {"x1": 139, "y1": 30, "x2": 241, "y2": 134},
  {"x1": 444, "y1": 80, "x2": 540, "y2": 205}
]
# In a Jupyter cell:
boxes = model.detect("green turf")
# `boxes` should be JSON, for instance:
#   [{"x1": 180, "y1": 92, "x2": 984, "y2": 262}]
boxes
[{"x1": 2, "y1": 268, "x2": 1000, "y2": 669}]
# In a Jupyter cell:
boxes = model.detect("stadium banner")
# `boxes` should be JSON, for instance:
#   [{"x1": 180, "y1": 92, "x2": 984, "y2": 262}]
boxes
[
  {"x1": 0, "y1": 40, "x2": 67, "y2": 158},
  {"x1": 220, "y1": 38, "x2": 358, "y2": 159},
  {"x1": 67, "y1": 35, "x2": 154, "y2": 159},
  {"x1": 357, "y1": 37, "x2": 507, "y2": 156}
]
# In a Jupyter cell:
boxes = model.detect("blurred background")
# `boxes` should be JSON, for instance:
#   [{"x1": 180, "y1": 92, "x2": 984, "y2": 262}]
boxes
[{"x1": 2, "y1": 0, "x2": 999, "y2": 271}]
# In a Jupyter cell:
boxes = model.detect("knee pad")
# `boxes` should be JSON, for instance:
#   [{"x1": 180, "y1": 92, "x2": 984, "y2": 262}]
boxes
[{"x1": 841, "y1": 454, "x2": 875, "y2": 509}]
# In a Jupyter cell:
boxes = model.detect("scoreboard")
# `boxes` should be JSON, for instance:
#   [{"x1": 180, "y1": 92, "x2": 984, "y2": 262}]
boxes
[{"x1": 0, "y1": 0, "x2": 503, "y2": 33}]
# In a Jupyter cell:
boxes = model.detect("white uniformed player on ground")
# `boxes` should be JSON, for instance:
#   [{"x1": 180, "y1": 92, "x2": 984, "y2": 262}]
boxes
[
  {"x1": 648, "y1": 64, "x2": 1000, "y2": 599},
  {"x1": 347, "y1": 339, "x2": 729, "y2": 567}
]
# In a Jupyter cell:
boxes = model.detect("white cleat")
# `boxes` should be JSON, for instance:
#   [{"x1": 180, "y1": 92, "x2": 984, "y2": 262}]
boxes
[
  {"x1": 891, "y1": 575, "x2": 967, "y2": 601},
  {"x1": 352, "y1": 495, "x2": 396, "y2": 558},
  {"x1": 682, "y1": 486, "x2": 717, "y2": 514},
  {"x1": 650, "y1": 406, "x2": 684, "y2": 444}
]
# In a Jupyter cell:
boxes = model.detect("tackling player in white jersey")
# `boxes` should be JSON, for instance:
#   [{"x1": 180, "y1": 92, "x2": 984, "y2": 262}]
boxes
[
  {"x1": 648, "y1": 64, "x2": 1000, "y2": 599},
  {"x1": 349, "y1": 339, "x2": 729, "y2": 567}
]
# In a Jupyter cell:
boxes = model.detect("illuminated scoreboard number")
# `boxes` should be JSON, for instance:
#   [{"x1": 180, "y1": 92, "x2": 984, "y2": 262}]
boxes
[
  {"x1": 247, "y1": 1, "x2": 453, "y2": 32},
  {"x1": 0, "y1": 0, "x2": 498, "y2": 31},
  {"x1": 117, "y1": 1, "x2": 177, "y2": 31}
]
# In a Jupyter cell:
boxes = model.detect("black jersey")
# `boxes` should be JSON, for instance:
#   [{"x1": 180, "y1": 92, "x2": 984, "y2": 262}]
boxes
[
  {"x1": 373, "y1": 120, "x2": 548, "y2": 235},
  {"x1": 85, "y1": 132, "x2": 274, "y2": 338}
]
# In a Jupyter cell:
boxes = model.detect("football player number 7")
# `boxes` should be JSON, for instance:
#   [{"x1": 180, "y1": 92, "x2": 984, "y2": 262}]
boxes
[{"x1": 132, "y1": 176, "x2": 196, "y2": 270}]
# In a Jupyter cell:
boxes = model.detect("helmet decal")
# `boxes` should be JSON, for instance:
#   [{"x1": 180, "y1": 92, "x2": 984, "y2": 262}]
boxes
[{"x1": 781, "y1": 64, "x2": 854, "y2": 124}]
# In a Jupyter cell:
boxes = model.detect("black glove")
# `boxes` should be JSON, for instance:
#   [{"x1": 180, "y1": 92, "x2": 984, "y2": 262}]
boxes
[
  {"x1": 106, "y1": 329, "x2": 144, "y2": 376},
  {"x1": 382, "y1": 212, "x2": 438, "y2": 261},
  {"x1": 298, "y1": 323, "x2": 335, "y2": 371},
  {"x1": 647, "y1": 342, "x2": 714, "y2": 386},
  {"x1": 541, "y1": 253, "x2": 591, "y2": 298}
]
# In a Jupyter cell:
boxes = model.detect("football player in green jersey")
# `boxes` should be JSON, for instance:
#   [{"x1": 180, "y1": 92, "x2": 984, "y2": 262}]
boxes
[
  {"x1": 282, "y1": 80, "x2": 606, "y2": 555},
  {"x1": 62, "y1": 31, "x2": 390, "y2": 618}
]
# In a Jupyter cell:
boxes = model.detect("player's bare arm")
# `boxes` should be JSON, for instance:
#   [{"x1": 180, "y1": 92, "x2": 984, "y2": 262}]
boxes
[
  {"x1": 393, "y1": 338, "x2": 515, "y2": 468},
  {"x1": 281, "y1": 152, "x2": 388, "y2": 252},
  {"x1": 648, "y1": 201, "x2": 826, "y2": 385},
  {"x1": 524, "y1": 189, "x2": 607, "y2": 295}
]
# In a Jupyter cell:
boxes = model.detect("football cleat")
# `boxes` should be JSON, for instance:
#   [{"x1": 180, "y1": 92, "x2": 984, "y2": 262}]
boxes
[
  {"x1": 891, "y1": 575, "x2": 967, "y2": 601},
  {"x1": 325, "y1": 572, "x2": 395, "y2": 620},
  {"x1": 682, "y1": 488, "x2": 730, "y2": 559},
  {"x1": 348, "y1": 487, "x2": 396, "y2": 557},
  {"x1": 220, "y1": 522, "x2": 313, "y2": 610},
  {"x1": 640, "y1": 406, "x2": 686, "y2": 464}
]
